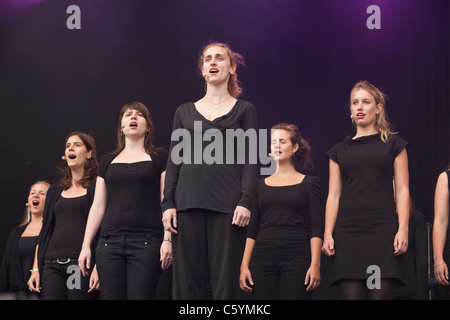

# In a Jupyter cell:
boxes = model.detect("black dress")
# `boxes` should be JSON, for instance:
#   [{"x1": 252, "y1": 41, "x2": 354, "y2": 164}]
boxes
[{"x1": 326, "y1": 133, "x2": 408, "y2": 286}]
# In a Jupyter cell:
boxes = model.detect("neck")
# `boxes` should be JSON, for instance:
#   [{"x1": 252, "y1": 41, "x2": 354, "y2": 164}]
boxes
[
  {"x1": 274, "y1": 161, "x2": 297, "y2": 176},
  {"x1": 354, "y1": 125, "x2": 379, "y2": 138},
  {"x1": 71, "y1": 167, "x2": 84, "y2": 185},
  {"x1": 205, "y1": 82, "x2": 230, "y2": 101},
  {"x1": 29, "y1": 213, "x2": 43, "y2": 225},
  {"x1": 123, "y1": 135, "x2": 147, "y2": 154}
]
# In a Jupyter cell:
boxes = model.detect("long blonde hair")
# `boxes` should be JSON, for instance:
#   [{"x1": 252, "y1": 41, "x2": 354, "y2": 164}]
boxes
[{"x1": 350, "y1": 81, "x2": 396, "y2": 143}]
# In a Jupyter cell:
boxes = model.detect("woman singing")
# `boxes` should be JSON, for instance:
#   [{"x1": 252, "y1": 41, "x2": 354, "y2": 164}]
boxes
[
  {"x1": 78, "y1": 102, "x2": 170, "y2": 300},
  {"x1": 162, "y1": 42, "x2": 257, "y2": 299},
  {"x1": 27, "y1": 132, "x2": 99, "y2": 299},
  {"x1": 239, "y1": 123, "x2": 324, "y2": 299},
  {"x1": 322, "y1": 81, "x2": 410, "y2": 300}
]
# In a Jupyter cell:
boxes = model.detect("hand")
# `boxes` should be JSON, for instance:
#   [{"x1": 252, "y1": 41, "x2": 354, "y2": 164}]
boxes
[
  {"x1": 232, "y1": 206, "x2": 251, "y2": 227},
  {"x1": 239, "y1": 267, "x2": 254, "y2": 292},
  {"x1": 434, "y1": 262, "x2": 449, "y2": 286},
  {"x1": 27, "y1": 271, "x2": 41, "y2": 293},
  {"x1": 162, "y1": 208, "x2": 178, "y2": 234},
  {"x1": 88, "y1": 265, "x2": 100, "y2": 292},
  {"x1": 160, "y1": 239, "x2": 173, "y2": 270},
  {"x1": 393, "y1": 229, "x2": 408, "y2": 256},
  {"x1": 78, "y1": 246, "x2": 92, "y2": 277},
  {"x1": 322, "y1": 235, "x2": 335, "y2": 256},
  {"x1": 305, "y1": 265, "x2": 321, "y2": 291}
]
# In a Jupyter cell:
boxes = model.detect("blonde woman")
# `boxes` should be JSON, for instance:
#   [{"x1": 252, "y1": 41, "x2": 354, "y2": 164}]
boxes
[
  {"x1": 0, "y1": 181, "x2": 49, "y2": 297},
  {"x1": 322, "y1": 81, "x2": 410, "y2": 299}
]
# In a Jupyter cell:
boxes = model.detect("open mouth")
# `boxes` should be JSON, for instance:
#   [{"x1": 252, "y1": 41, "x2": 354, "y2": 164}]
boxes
[
  {"x1": 32, "y1": 200, "x2": 40, "y2": 206},
  {"x1": 130, "y1": 121, "x2": 138, "y2": 128},
  {"x1": 67, "y1": 154, "x2": 77, "y2": 160},
  {"x1": 209, "y1": 68, "x2": 219, "y2": 74},
  {"x1": 356, "y1": 112, "x2": 365, "y2": 118}
]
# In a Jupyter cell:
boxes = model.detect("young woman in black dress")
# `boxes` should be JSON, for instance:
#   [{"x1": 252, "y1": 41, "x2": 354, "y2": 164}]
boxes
[
  {"x1": 78, "y1": 102, "x2": 170, "y2": 300},
  {"x1": 0, "y1": 181, "x2": 49, "y2": 297},
  {"x1": 162, "y1": 42, "x2": 257, "y2": 299},
  {"x1": 239, "y1": 123, "x2": 324, "y2": 299},
  {"x1": 432, "y1": 162, "x2": 450, "y2": 296},
  {"x1": 27, "y1": 132, "x2": 99, "y2": 299},
  {"x1": 322, "y1": 81, "x2": 410, "y2": 299}
]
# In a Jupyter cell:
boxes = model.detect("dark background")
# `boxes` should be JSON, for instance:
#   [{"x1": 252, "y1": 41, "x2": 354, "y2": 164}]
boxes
[{"x1": 0, "y1": 0, "x2": 448, "y2": 299}]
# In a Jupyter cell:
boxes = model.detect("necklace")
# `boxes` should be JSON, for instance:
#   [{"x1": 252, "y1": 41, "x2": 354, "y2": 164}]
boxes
[{"x1": 203, "y1": 95, "x2": 231, "y2": 108}]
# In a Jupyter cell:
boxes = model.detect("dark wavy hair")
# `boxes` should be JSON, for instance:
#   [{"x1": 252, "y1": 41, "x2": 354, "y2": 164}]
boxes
[
  {"x1": 271, "y1": 123, "x2": 313, "y2": 171},
  {"x1": 57, "y1": 131, "x2": 98, "y2": 190}
]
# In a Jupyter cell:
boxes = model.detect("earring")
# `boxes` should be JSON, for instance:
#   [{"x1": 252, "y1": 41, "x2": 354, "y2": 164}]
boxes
[{"x1": 25, "y1": 203, "x2": 31, "y2": 223}]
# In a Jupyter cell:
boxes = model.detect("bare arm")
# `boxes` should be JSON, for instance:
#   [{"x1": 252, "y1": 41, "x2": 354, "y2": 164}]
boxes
[
  {"x1": 322, "y1": 159, "x2": 342, "y2": 256},
  {"x1": 393, "y1": 148, "x2": 410, "y2": 255},
  {"x1": 433, "y1": 171, "x2": 449, "y2": 285}
]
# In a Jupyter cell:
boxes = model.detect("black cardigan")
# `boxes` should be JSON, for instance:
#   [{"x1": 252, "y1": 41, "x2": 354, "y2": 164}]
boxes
[
  {"x1": 0, "y1": 224, "x2": 34, "y2": 294},
  {"x1": 36, "y1": 181, "x2": 97, "y2": 275}
]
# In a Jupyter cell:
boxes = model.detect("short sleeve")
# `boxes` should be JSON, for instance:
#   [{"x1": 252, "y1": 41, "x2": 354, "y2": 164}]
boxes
[
  {"x1": 390, "y1": 135, "x2": 409, "y2": 158},
  {"x1": 98, "y1": 154, "x2": 114, "y2": 178},
  {"x1": 156, "y1": 148, "x2": 168, "y2": 173},
  {"x1": 326, "y1": 142, "x2": 341, "y2": 163}
]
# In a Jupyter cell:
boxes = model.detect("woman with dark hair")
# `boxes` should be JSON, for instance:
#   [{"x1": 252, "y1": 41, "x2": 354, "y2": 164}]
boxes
[
  {"x1": 162, "y1": 42, "x2": 257, "y2": 299},
  {"x1": 78, "y1": 102, "x2": 169, "y2": 300},
  {"x1": 27, "y1": 132, "x2": 99, "y2": 299},
  {"x1": 0, "y1": 181, "x2": 49, "y2": 298},
  {"x1": 239, "y1": 123, "x2": 324, "y2": 299},
  {"x1": 322, "y1": 81, "x2": 410, "y2": 300}
]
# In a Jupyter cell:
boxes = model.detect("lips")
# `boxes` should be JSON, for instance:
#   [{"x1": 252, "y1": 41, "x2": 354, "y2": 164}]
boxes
[
  {"x1": 209, "y1": 68, "x2": 219, "y2": 74},
  {"x1": 67, "y1": 154, "x2": 77, "y2": 160},
  {"x1": 356, "y1": 112, "x2": 365, "y2": 119},
  {"x1": 130, "y1": 121, "x2": 138, "y2": 128},
  {"x1": 32, "y1": 200, "x2": 40, "y2": 206}
]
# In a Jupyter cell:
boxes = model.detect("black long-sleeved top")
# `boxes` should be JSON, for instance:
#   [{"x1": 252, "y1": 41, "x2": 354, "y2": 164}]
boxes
[
  {"x1": 247, "y1": 176, "x2": 324, "y2": 261},
  {"x1": 0, "y1": 225, "x2": 36, "y2": 294},
  {"x1": 162, "y1": 100, "x2": 257, "y2": 214}
]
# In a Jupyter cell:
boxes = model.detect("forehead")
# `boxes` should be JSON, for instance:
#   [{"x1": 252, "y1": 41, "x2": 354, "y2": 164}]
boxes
[
  {"x1": 30, "y1": 183, "x2": 49, "y2": 192},
  {"x1": 66, "y1": 135, "x2": 84, "y2": 144},
  {"x1": 203, "y1": 45, "x2": 228, "y2": 57},
  {"x1": 352, "y1": 88, "x2": 374, "y2": 100},
  {"x1": 271, "y1": 129, "x2": 291, "y2": 139}
]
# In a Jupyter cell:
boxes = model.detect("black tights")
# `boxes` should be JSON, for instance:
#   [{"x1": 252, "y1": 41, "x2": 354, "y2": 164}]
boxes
[{"x1": 338, "y1": 279, "x2": 395, "y2": 300}]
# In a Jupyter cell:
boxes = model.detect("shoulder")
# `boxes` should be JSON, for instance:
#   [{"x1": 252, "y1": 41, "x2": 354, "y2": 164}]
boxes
[{"x1": 236, "y1": 99, "x2": 256, "y2": 112}]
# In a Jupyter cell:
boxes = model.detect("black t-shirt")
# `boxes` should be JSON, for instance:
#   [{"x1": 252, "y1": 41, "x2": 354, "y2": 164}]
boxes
[
  {"x1": 247, "y1": 175, "x2": 324, "y2": 261},
  {"x1": 98, "y1": 149, "x2": 167, "y2": 237},
  {"x1": 162, "y1": 100, "x2": 257, "y2": 214}
]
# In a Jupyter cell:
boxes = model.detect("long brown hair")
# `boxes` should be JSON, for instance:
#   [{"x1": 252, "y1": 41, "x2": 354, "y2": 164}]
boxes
[
  {"x1": 198, "y1": 41, "x2": 245, "y2": 98},
  {"x1": 350, "y1": 81, "x2": 396, "y2": 143},
  {"x1": 58, "y1": 132, "x2": 98, "y2": 190},
  {"x1": 114, "y1": 101, "x2": 159, "y2": 156},
  {"x1": 271, "y1": 123, "x2": 313, "y2": 171}
]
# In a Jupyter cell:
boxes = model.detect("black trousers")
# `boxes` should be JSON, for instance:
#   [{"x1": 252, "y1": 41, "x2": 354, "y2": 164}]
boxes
[
  {"x1": 95, "y1": 235, "x2": 161, "y2": 300},
  {"x1": 250, "y1": 258, "x2": 312, "y2": 300},
  {"x1": 41, "y1": 260, "x2": 96, "y2": 300},
  {"x1": 172, "y1": 209, "x2": 247, "y2": 300}
]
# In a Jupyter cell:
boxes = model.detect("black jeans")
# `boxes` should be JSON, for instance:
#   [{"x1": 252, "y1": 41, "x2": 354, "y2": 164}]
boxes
[
  {"x1": 95, "y1": 235, "x2": 161, "y2": 300},
  {"x1": 250, "y1": 258, "x2": 312, "y2": 300},
  {"x1": 41, "y1": 260, "x2": 96, "y2": 300}
]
